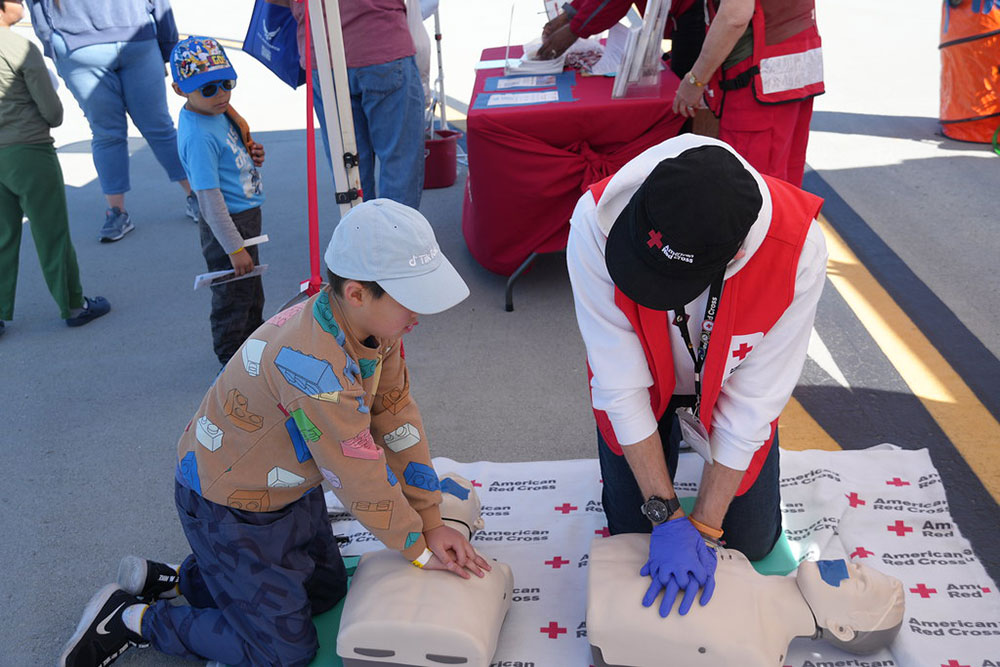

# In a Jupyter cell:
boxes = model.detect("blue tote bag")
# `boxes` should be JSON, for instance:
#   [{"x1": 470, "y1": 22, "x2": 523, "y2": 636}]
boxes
[{"x1": 243, "y1": 0, "x2": 306, "y2": 89}]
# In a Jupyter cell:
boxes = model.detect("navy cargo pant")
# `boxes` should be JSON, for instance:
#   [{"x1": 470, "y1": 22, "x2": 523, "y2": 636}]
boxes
[
  {"x1": 142, "y1": 480, "x2": 348, "y2": 666},
  {"x1": 199, "y1": 206, "x2": 265, "y2": 366}
]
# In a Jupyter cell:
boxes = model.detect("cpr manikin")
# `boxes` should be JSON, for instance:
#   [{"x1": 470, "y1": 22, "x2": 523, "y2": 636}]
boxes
[
  {"x1": 587, "y1": 534, "x2": 904, "y2": 667},
  {"x1": 337, "y1": 473, "x2": 514, "y2": 666}
]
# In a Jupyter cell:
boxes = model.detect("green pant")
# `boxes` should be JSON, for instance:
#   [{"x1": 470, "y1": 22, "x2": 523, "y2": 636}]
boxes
[{"x1": 0, "y1": 143, "x2": 83, "y2": 320}]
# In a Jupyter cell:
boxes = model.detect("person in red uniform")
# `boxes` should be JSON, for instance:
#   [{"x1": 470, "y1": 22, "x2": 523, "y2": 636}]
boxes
[{"x1": 671, "y1": 0, "x2": 824, "y2": 186}]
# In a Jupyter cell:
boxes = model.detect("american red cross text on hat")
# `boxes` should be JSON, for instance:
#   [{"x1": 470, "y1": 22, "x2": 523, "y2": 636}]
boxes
[
  {"x1": 909, "y1": 583, "x2": 937, "y2": 598},
  {"x1": 545, "y1": 556, "x2": 570, "y2": 569},
  {"x1": 846, "y1": 492, "x2": 866, "y2": 508},
  {"x1": 554, "y1": 503, "x2": 578, "y2": 514},
  {"x1": 850, "y1": 546, "x2": 874, "y2": 559},
  {"x1": 887, "y1": 520, "x2": 913, "y2": 536},
  {"x1": 540, "y1": 622, "x2": 567, "y2": 639},
  {"x1": 647, "y1": 230, "x2": 663, "y2": 249}
]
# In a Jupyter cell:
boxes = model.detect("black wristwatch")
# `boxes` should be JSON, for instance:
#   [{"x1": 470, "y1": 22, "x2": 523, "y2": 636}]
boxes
[{"x1": 640, "y1": 495, "x2": 682, "y2": 525}]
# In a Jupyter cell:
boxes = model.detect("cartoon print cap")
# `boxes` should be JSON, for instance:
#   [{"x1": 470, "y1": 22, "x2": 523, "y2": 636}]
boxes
[
  {"x1": 170, "y1": 36, "x2": 237, "y2": 93},
  {"x1": 324, "y1": 199, "x2": 470, "y2": 315}
]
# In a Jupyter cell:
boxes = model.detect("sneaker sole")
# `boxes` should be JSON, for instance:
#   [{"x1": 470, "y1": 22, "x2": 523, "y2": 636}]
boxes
[
  {"x1": 57, "y1": 584, "x2": 122, "y2": 667},
  {"x1": 116, "y1": 556, "x2": 147, "y2": 597},
  {"x1": 99, "y1": 221, "x2": 135, "y2": 243}
]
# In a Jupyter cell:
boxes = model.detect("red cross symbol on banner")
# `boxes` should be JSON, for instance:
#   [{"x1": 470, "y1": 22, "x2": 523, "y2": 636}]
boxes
[
  {"x1": 942, "y1": 661, "x2": 970, "y2": 667},
  {"x1": 887, "y1": 520, "x2": 913, "y2": 536},
  {"x1": 647, "y1": 230, "x2": 663, "y2": 249},
  {"x1": 595, "y1": 526, "x2": 610, "y2": 538},
  {"x1": 886, "y1": 477, "x2": 910, "y2": 487},
  {"x1": 846, "y1": 492, "x2": 866, "y2": 508},
  {"x1": 554, "y1": 503, "x2": 578, "y2": 514},
  {"x1": 851, "y1": 546, "x2": 874, "y2": 559},
  {"x1": 470, "y1": 480, "x2": 482, "y2": 487},
  {"x1": 545, "y1": 556, "x2": 570, "y2": 569},
  {"x1": 909, "y1": 583, "x2": 937, "y2": 598},
  {"x1": 732, "y1": 343, "x2": 753, "y2": 360},
  {"x1": 540, "y1": 622, "x2": 567, "y2": 639},
  {"x1": 983, "y1": 587, "x2": 992, "y2": 593}
]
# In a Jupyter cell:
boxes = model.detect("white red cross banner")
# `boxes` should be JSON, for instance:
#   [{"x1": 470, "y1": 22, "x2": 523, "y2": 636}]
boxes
[{"x1": 326, "y1": 446, "x2": 1000, "y2": 667}]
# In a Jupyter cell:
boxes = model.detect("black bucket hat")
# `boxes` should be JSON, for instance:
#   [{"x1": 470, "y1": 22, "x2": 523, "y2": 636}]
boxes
[{"x1": 604, "y1": 145, "x2": 763, "y2": 311}]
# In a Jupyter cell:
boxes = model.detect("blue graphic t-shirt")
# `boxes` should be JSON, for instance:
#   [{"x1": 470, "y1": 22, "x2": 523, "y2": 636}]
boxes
[{"x1": 177, "y1": 107, "x2": 265, "y2": 213}]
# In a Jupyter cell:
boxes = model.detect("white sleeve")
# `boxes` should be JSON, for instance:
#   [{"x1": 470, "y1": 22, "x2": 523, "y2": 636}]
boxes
[
  {"x1": 709, "y1": 220, "x2": 829, "y2": 470},
  {"x1": 566, "y1": 194, "x2": 658, "y2": 446}
]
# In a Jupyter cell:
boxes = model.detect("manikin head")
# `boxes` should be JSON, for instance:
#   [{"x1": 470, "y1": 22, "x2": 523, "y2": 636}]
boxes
[
  {"x1": 437, "y1": 473, "x2": 485, "y2": 540},
  {"x1": 797, "y1": 559, "x2": 905, "y2": 654}
]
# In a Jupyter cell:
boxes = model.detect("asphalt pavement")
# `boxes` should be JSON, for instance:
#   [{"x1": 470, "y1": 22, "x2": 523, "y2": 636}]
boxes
[{"x1": 1, "y1": 1, "x2": 997, "y2": 665}]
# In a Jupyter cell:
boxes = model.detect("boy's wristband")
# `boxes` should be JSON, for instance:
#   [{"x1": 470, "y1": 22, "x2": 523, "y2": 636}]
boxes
[
  {"x1": 411, "y1": 548, "x2": 433, "y2": 569},
  {"x1": 229, "y1": 247, "x2": 245, "y2": 256}
]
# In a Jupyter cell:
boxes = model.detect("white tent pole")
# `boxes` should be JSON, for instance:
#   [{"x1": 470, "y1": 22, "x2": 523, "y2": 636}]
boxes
[
  {"x1": 433, "y1": 9, "x2": 446, "y2": 131},
  {"x1": 307, "y1": 0, "x2": 362, "y2": 216}
]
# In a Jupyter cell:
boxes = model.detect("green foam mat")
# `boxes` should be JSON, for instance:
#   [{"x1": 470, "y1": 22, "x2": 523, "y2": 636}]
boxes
[
  {"x1": 308, "y1": 555, "x2": 360, "y2": 667},
  {"x1": 678, "y1": 496, "x2": 797, "y2": 576}
]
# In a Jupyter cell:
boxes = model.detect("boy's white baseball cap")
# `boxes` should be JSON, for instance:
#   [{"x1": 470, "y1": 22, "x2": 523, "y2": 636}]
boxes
[{"x1": 324, "y1": 199, "x2": 470, "y2": 314}]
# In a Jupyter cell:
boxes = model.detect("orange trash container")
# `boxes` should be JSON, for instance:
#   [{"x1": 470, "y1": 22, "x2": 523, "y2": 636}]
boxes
[{"x1": 939, "y1": 0, "x2": 1000, "y2": 143}]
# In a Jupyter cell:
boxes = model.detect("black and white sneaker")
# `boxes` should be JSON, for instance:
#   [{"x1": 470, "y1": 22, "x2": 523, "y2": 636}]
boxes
[
  {"x1": 117, "y1": 556, "x2": 180, "y2": 601},
  {"x1": 59, "y1": 585, "x2": 146, "y2": 667}
]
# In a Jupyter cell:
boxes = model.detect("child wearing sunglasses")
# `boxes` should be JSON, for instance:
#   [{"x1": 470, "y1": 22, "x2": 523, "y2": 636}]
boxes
[{"x1": 169, "y1": 36, "x2": 267, "y2": 367}]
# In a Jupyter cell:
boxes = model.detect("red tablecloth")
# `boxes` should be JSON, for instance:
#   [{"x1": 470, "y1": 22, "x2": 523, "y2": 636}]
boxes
[{"x1": 462, "y1": 46, "x2": 685, "y2": 276}]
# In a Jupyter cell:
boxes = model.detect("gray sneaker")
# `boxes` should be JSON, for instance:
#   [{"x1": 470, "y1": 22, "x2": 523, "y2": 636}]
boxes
[
  {"x1": 184, "y1": 193, "x2": 201, "y2": 223},
  {"x1": 100, "y1": 207, "x2": 134, "y2": 243}
]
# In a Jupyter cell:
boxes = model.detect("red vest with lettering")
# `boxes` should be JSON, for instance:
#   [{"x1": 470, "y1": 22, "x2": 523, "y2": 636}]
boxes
[
  {"x1": 588, "y1": 174, "x2": 823, "y2": 495},
  {"x1": 706, "y1": 0, "x2": 824, "y2": 114}
]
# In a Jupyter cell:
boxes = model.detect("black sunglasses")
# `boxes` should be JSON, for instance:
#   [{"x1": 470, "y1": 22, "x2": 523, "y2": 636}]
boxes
[{"x1": 199, "y1": 80, "x2": 236, "y2": 98}]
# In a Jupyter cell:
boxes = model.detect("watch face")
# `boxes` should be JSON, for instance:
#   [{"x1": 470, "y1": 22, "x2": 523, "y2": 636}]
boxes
[{"x1": 642, "y1": 498, "x2": 670, "y2": 524}]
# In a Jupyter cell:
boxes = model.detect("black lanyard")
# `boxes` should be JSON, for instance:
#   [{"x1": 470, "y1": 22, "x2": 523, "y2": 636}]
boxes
[{"x1": 672, "y1": 275, "x2": 725, "y2": 417}]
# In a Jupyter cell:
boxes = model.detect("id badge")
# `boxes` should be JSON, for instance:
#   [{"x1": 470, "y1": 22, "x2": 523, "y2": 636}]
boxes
[{"x1": 676, "y1": 407, "x2": 713, "y2": 464}]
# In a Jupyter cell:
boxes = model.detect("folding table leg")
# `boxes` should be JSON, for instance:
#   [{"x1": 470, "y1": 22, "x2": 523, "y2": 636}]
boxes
[{"x1": 504, "y1": 252, "x2": 539, "y2": 312}]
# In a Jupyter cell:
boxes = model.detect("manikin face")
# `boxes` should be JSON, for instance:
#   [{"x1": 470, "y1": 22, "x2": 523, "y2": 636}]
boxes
[{"x1": 797, "y1": 559, "x2": 904, "y2": 653}]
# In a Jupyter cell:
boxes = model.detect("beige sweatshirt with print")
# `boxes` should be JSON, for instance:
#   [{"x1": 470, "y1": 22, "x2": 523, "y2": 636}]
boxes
[{"x1": 176, "y1": 289, "x2": 442, "y2": 561}]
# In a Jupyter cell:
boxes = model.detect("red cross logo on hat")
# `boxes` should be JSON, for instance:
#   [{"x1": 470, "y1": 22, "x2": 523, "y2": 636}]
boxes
[
  {"x1": 595, "y1": 526, "x2": 610, "y2": 538},
  {"x1": 886, "y1": 477, "x2": 910, "y2": 487},
  {"x1": 545, "y1": 556, "x2": 570, "y2": 569},
  {"x1": 942, "y1": 661, "x2": 970, "y2": 667},
  {"x1": 733, "y1": 343, "x2": 753, "y2": 360},
  {"x1": 555, "y1": 503, "x2": 578, "y2": 514},
  {"x1": 647, "y1": 230, "x2": 664, "y2": 249},
  {"x1": 470, "y1": 479, "x2": 482, "y2": 487},
  {"x1": 851, "y1": 546, "x2": 874, "y2": 559},
  {"x1": 909, "y1": 583, "x2": 937, "y2": 598},
  {"x1": 846, "y1": 492, "x2": 866, "y2": 508}
]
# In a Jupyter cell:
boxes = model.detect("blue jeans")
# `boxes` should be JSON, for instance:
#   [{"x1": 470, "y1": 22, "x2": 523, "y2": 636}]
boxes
[
  {"x1": 313, "y1": 56, "x2": 425, "y2": 208},
  {"x1": 597, "y1": 396, "x2": 782, "y2": 561},
  {"x1": 51, "y1": 34, "x2": 186, "y2": 195},
  {"x1": 142, "y1": 481, "x2": 348, "y2": 666}
]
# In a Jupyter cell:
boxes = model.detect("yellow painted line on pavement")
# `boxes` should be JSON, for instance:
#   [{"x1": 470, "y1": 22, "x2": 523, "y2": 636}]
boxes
[
  {"x1": 779, "y1": 396, "x2": 840, "y2": 452},
  {"x1": 819, "y1": 214, "x2": 1000, "y2": 503}
]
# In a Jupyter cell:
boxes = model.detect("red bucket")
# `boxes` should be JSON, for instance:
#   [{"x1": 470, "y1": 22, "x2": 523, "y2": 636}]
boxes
[{"x1": 424, "y1": 129, "x2": 462, "y2": 189}]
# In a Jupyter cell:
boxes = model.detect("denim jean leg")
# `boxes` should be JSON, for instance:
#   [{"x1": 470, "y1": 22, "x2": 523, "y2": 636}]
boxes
[
  {"x1": 118, "y1": 39, "x2": 187, "y2": 183},
  {"x1": 52, "y1": 36, "x2": 131, "y2": 195},
  {"x1": 348, "y1": 57, "x2": 425, "y2": 208},
  {"x1": 346, "y1": 68, "x2": 376, "y2": 201}
]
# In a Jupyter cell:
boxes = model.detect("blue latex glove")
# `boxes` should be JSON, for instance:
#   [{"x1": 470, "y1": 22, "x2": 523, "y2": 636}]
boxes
[{"x1": 640, "y1": 516, "x2": 718, "y2": 617}]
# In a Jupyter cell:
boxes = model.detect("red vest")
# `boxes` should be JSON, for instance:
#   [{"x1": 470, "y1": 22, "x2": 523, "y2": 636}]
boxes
[
  {"x1": 706, "y1": 0, "x2": 825, "y2": 114},
  {"x1": 588, "y1": 173, "x2": 823, "y2": 496}
]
